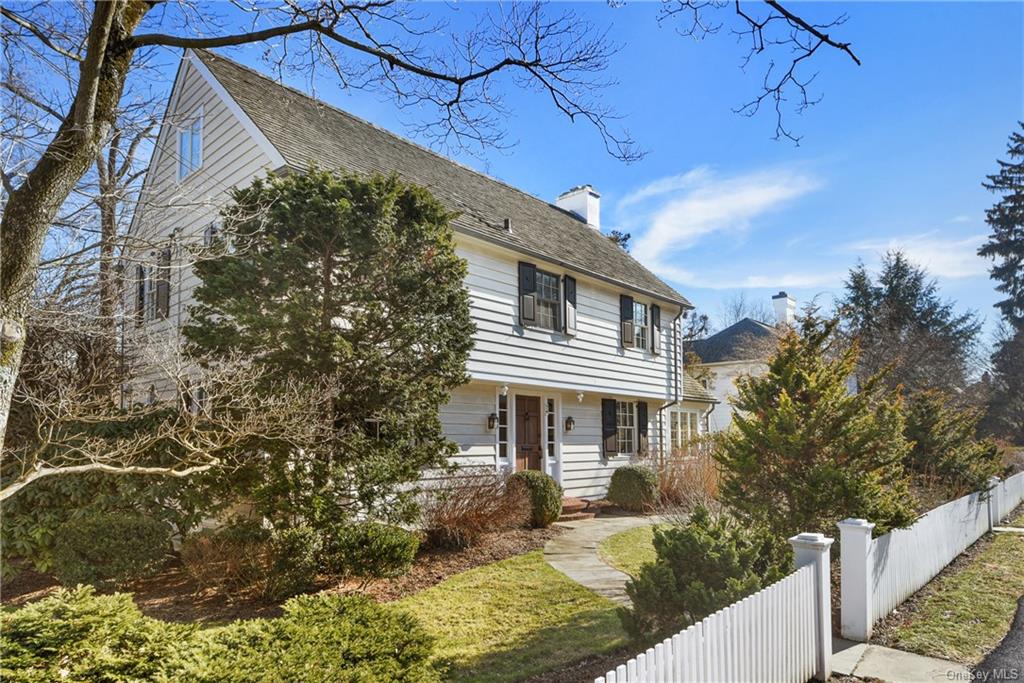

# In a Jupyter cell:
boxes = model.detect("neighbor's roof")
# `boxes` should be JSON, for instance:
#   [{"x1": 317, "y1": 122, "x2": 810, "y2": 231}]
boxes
[
  {"x1": 193, "y1": 50, "x2": 689, "y2": 307},
  {"x1": 690, "y1": 318, "x2": 781, "y2": 364},
  {"x1": 681, "y1": 373, "x2": 716, "y2": 403}
]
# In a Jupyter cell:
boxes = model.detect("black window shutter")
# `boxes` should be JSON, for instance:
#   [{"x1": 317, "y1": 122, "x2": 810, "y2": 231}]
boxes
[
  {"x1": 601, "y1": 398, "x2": 617, "y2": 458},
  {"x1": 563, "y1": 275, "x2": 577, "y2": 336},
  {"x1": 518, "y1": 262, "x2": 537, "y2": 325},
  {"x1": 135, "y1": 264, "x2": 146, "y2": 326},
  {"x1": 651, "y1": 304, "x2": 661, "y2": 355},
  {"x1": 156, "y1": 248, "x2": 171, "y2": 319},
  {"x1": 620, "y1": 294, "x2": 635, "y2": 348},
  {"x1": 637, "y1": 401, "x2": 649, "y2": 455}
]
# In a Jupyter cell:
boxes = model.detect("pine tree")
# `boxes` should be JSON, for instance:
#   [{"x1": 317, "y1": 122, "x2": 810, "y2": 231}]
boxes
[
  {"x1": 715, "y1": 314, "x2": 916, "y2": 538},
  {"x1": 980, "y1": 123, "x2": 1024, "y2": 330},
  {"x1": 838, "y1": 251, "x2": 981, "y2": 394},
  {"x1": 184, "y1": 170, "x2": 475, "y2": 525}
]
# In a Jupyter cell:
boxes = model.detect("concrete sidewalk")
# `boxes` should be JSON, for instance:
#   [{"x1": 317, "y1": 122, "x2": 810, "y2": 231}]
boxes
[
  {"x1": 832, "y1": 637, "x2": 971, "y2": 683},
  {"x1": 542, "y1": 514, "x2": 660, "y2": 605}
]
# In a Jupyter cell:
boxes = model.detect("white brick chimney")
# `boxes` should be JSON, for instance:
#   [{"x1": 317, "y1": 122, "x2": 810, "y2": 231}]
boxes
[
  {"x1": 772, "y1": 291, "x2": 796, "y2": 326},
  {"x1": 556, "y1": 185, "x2": 600, "y2": 231}
]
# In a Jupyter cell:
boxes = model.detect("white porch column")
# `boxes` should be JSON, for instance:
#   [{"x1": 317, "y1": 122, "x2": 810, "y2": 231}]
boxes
[
  {"x1": 838, "y1": 518, "x2": 875, "y2": 642},
  {"x1": 789, "y1": 531, "x2": 835, "y2": 681}
]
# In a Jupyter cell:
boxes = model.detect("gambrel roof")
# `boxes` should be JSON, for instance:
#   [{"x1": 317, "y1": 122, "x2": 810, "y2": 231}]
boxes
[{"x1": 191, "y1": 49, "x2": 690, "y2": 307}]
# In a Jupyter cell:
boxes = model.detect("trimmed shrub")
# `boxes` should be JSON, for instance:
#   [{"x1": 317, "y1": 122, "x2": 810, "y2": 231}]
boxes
[
  {"x1": 620, "y1": 506, "x2": 789, "y2": 639},
  {"x1": 51, "y1": 512, "x2": 171, "y2": 589},
  {"x1": 0, "y1": 587, "x2": 439, "y2": 683},
  {"x1": 420, "y1": 471, "x2": 531, "y2": 549},
  {"x1": 322, "y1": 521, "x2": 419, "y2": 584},
  {"x1": 170, "y1": 594, "x2": 439, "y2": 682},
  {"x1": 508, "y1": 470, "x2": 562, "y2": 528},
  {"x1": 0, "y1": 586, "x2": 191, "y2": 682},
  {"x1": 263, "y1": 525, "x2": 322, "y2": 601},
  {"x1": 607, "y1": 464, "x2": 658, "y2": 512},
  {"x1": 180, "y1": 521, "x2": 319, "y2": 600},
  {"x1": 180, "y1": 519, "x2": 271, "y2": 593}
]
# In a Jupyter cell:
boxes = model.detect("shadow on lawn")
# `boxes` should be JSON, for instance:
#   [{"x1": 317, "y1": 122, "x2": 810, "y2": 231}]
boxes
[{"x1": 447, "y1": 606, "x2": 629, "y2": 683}]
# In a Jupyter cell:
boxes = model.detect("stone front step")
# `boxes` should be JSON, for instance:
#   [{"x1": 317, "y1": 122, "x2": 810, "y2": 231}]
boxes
[
  {"x1": 561, "y1": 496, "x2": 589, "y2": 515},
  {"x1": 557, "y1": 511, "x2": 597, "y2": 522}
]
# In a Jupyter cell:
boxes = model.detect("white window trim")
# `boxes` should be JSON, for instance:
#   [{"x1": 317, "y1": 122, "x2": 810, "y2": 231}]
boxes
[
  {"x1": 496, "y1": 387, "x2": 563, "y2": 486},
  {"x1": 667, "y1": 407, "x2": 703, "y2": 451},
  {"x1": 177, "y1": 107, "x2": 204, "y2": 181},
  {"x1": 616, "y1": 400, "x2": 637, "y2": 458}
]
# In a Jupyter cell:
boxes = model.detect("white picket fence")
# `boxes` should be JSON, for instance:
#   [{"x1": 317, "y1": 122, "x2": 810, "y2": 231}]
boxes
[
  {"x1": 840, "y1": 471, "x2": 1024, "y2": 641},
  {"x1": 993, "y1": 471, "x2": 1024, "y2": 522},
  {"x1": 596, "y1": 533, "x2": 833, "y2": 683}
]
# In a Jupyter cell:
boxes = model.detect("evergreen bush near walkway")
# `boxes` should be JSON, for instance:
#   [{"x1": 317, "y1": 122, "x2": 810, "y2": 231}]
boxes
[
  {"x1": 0, "y1": 587, "x2": 439, "y2": 682},
  {"x1": 509, "y1": 471, "x2": 562, "y2": 528},
  {"x1": 606, "y1": 464, "x2": 658, "y2": 512}
]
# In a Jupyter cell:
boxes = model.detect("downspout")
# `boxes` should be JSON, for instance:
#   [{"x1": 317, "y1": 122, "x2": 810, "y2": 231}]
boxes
[{"x1": 655, "y1": 308, "x2": 686, "y2": 458}]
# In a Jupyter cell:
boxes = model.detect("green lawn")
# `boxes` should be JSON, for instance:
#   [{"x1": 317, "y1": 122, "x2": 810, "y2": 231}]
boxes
[
  {"x1": 889, "y1": 528, "x2": 1024, "y2": 663},
  {"x1": 597, "y1": 525, "x2": 660, "y2": 578},
  {"x1": 396, "y1": 550, "x2": 627, "y2": 682}
]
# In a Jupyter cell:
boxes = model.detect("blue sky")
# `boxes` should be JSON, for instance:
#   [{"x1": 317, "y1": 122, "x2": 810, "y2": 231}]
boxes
[{"x1": 172, "y1": 2, "x2": 1021, "y2": 335}]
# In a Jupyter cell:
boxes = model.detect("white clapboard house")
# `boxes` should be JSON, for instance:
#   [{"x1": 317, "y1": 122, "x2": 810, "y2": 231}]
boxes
[{"x1": 123, "y1": 49, "x2": 715, "y2": 499}]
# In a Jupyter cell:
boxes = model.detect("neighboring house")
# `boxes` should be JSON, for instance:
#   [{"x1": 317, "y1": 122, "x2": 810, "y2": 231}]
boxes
[
  {"x1": 691, "y1": 292, "x2": 793, "y2": 433},
  {"x1": 122, "y1": 49, "x2": 714, "y2": 499}
]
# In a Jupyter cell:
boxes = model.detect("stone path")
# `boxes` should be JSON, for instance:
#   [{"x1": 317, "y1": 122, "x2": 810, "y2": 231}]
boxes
[
  {"x1": 832, "y1": 638, "x2": 971, "y2": 683},
  {"x1": 543, "y1": 514, "x2": 659, "y2": 605}
]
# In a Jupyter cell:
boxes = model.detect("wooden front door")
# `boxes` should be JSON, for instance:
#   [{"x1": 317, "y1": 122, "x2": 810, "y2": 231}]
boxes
[{"x1": 515, "y1": 395, "x2": 543, "y2": 471}]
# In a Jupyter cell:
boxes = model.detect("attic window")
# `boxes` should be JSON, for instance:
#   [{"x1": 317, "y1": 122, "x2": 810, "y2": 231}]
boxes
[{"x1": 178, "y1": 111, "x2": 203, "y2": 179}]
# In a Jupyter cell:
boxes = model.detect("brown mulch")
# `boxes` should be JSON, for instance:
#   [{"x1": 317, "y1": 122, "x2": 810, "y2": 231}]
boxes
[{"x1": 1, "y1": 525, "x2": 563, "y2": 623}]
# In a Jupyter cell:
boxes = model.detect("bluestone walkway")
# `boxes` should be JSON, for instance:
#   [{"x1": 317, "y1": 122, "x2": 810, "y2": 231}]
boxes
[
  {"x1": 832, "y1": 638, "x2": 971, "y2": 683},
  {"x1": 543, "y1": 514, "x2": 660, "y2": 605}
]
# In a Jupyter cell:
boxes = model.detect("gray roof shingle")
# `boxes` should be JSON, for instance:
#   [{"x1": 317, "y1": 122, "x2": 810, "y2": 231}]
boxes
[
  {"x1": 194, "y1": 50, "x2": 689, "y2": 306},
  {"x1": 691, "y1": 318, "x2": 781, "y2": 364}
]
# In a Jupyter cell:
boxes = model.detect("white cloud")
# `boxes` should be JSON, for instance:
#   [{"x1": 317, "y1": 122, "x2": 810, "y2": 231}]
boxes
[
  {"x1": 615, "y1": 165, "x2": 823, "y2": 287},
  {"x1": 845, "y1": 232, "x2": 988, "y2": 279}
]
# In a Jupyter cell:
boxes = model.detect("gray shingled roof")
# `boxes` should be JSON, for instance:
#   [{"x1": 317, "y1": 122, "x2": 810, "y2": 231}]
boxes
[
  {"x1": 195, "y1": 50, "x2": 689, "y2": 306},
  {"x1": 690, "y1": 318, "x2": 780, "y2": 364},
  {"x1": 681, "y1": 373, "x2": 716, "y2": 403}
]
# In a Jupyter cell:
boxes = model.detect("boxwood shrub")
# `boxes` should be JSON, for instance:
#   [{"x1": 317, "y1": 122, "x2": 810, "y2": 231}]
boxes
[
  {"x1": 322, "y1": 521, "x2": 419, "y2": 582},
  {"x1": 51, "y1": 512, "x2": 171, "y2": 589},
  {"x1": 606, "y1": 464, "x2": 658, "y2": 512},
  {"x1": 509, "y1": 470, "x2": 562, "y2": 528}
]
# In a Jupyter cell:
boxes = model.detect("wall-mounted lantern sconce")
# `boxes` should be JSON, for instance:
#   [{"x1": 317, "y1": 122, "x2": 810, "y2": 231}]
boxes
[
  {"x1": 576, "y1": 392, "x2": 584, "y2": 403},
  {"x1": 487, "y1": 413, "x2": 498, "y2": 430},
  {"x1": 500, "y1": 384, "x2": 510, "y2": 397},
  {"x1": 565, "y1": 416, "x2": 575, "y2": 432}
]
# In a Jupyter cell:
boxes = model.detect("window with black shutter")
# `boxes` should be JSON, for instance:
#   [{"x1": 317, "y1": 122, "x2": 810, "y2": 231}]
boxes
[
  {"x1": 601, "y1": 398, "x2": 617, "y2": 459},
  {"x1": 619, "y1": 295, "x2": 634, "y2": 348},
  {"x1": 518, "y1": 262, "x2": 537, "y2": 326},
  {"x1": 563, "y1": 275, "x2": 577, "y2": 336}
]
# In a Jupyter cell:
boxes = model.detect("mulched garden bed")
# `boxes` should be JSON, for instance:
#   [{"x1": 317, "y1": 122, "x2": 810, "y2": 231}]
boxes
[{"x1": 1, "y1": 525, "x2": 564, "y2": 623}]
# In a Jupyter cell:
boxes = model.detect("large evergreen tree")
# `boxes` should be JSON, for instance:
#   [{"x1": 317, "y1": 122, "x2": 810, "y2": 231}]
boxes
[
  {"x1": 980, "y1": 123, "x2": 1024, "y2": 329},
  {"x1": 184, "y1": 170, "x2": 474, "y2": 525},
  {"x1": 838, "y1": 250, "x2": 981, "y2": 395},
  {"x1": 715, "y1": 314, "x2": 916, "y2": 538}
]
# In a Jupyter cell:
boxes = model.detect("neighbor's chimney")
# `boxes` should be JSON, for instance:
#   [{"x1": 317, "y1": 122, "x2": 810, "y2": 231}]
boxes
[
  {"x1": 772, "y1": 291, "x2": 796, "y2": 326},
  {"x1": 556, "y1": 185, "x2": 600, "y2": 231}
]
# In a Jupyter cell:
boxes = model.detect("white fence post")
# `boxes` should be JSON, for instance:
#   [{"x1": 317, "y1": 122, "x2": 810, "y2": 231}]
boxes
[
  {"x1": 988, "y1": 476, "x2": 1002, "y2": 529},
  {"x1": 838, "y1": 518, "x2": 875, "y2": 642},
  {"x1": 788, "y1": 531, "x2": 834, "y2": 681}
]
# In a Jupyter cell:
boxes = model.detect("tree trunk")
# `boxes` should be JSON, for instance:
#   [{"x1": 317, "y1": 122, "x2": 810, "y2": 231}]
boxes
[{"x1": 0, "y1": 0, "x2": 150, "y2": 451}]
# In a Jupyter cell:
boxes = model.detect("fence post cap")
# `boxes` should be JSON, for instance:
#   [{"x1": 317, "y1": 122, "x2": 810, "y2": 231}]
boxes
[
  {"x1": 837, "y1": 518, "x2": 876, "y2": 531},
  {"x1": 788, "y1": 532, "x2": 834, "y2": 550}
]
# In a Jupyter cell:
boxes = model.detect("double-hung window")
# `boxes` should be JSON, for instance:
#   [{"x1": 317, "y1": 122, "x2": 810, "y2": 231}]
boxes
[
  {"x1": 669, "y1": 409, "x2": 701, "y2": 450},
  {"x1": 178, "y1": 112, "x2": 203, "y2": 180},
  {"x1": 616, "y1": 401, "x2": 636, "y2": 456},
  {"x1": 633, "y1": 301, "x2": 648, "y2": 349},
  {"x1": 535, "y1": 270, "x2": 561, "y2": 331}
]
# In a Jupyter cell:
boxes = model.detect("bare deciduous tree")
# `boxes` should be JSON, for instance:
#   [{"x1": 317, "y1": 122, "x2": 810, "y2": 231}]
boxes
[
  {"x1": 1, "y1": 345, "x2": 328, "y2": 503},
  {"x1": 717, "y1": 290, "x2": 776, "y2": 329}
]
